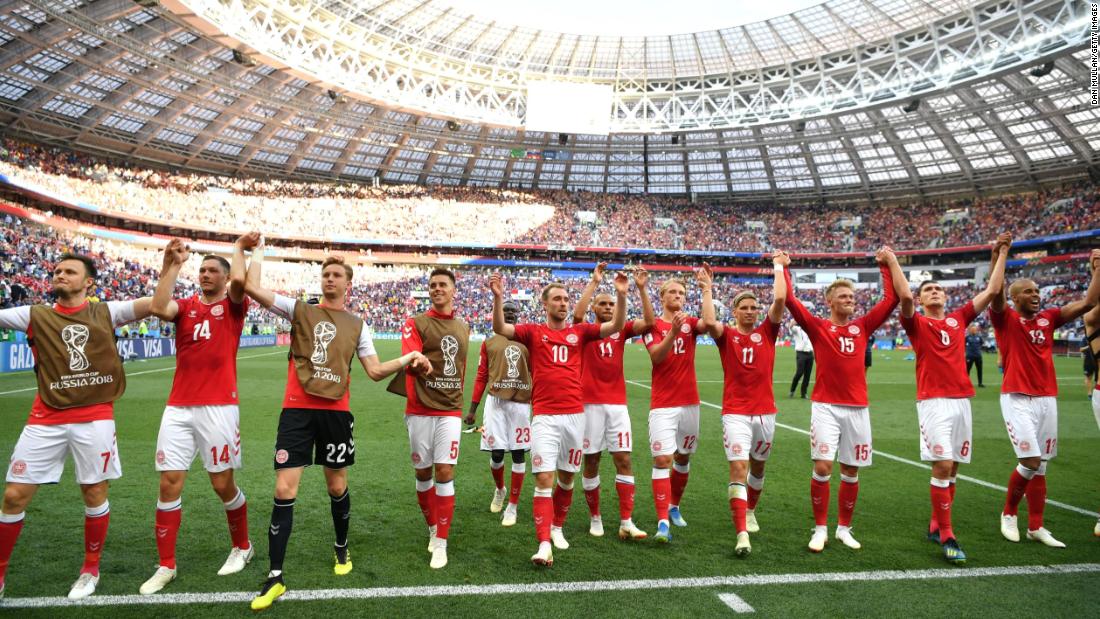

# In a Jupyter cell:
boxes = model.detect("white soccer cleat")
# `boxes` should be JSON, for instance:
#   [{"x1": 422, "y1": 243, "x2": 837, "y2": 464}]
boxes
[
  {"x1": 835, "y1": 526, "x2": 862, "y2": 550},
  {"x1": 490, "y1": 488, "x2": 507, "y2": 513},
  {"x1": 1000, "y1": 513, "x2": 1020, "y2": 543},
  {"x1": 746, "y1": 510, "x2": 760, "y2": 533},
  {"x1": 531, "y1": 542, "x2": 553, "y2": 567},
  {"x1": 808, "y1": 527, "x2": 828, "y2": 553},
  {"x1": 139, "y1": 566, "x2": 177, "y2": 595},
  {"x1": 1094, "y1": 519, "x2": 1100, "y2": 537},
  {"x1": 589, "y1": 515, "x2": 604, "y2": 537},
  {"x1": 429, "y1": 539, "x2": 448, "y2": 569},
  {"x1": 217, "y1": 544, "x2": 254, "y2": 576},
  {"x1": 550, "y1": 525, "x2": 570, "y2": 550},
  {"x1": 618, "y1": 521, "x2": 648, "y2": 541},
  {"x1": 68, "y1": 572, "x2": 99, "y2": 600},
  {"x1": 1026, "y1": 528, "x2": 1066, "y2": 548},
  {"x1": 501, "y1": 505, "x2": 517, "y2": 527},
  {"x1": 427, "y1": 525, "x2": 438, "y2": 553},
  {"x1": 735, "y1": 531, "x2": 752, "y2": 558}
]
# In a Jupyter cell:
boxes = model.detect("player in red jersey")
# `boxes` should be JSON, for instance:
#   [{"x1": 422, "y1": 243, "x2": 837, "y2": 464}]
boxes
[
  {"x1": 992, "y1": 247, "x2": 1100, "y2": 549},
  {"x1": 240, "y1": 234, "x2": 430, "y2": 610},
  {"x1": 644, "y1": 273, "x2": 710, "y2": 543},
  {"x1": 898, "y1": 233, "x2": 1011, "y2": 565},
  {"x1": 1086, "y1": 302, "x2": 1100, "y2": 537},
  {"x1": 0, "y1": 253, "x2": 153, "y2": 600},
  {"x1": 700, "y1": 254, "x2": 787, "y2": 557},
  {"x1": 140, "y1": 238, "x2": 255, "y2": 594},
  {"x1": 782, "y1": 247, "x2": 905, "y2": 553},
  {"x1": 573, "y1": 263, "x2": 654, "y2": 541},
  {"x1": 490, "y1": 271, "x2": 627, "y2": 566}
]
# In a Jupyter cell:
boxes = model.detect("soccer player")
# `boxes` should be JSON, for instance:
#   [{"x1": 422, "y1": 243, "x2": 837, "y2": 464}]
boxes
[
  {"x1": 898, "y1": 233, "x2": 1010, "y2": 564},
  {"x1": 788, "y1": 322, "x2": 814, "y2": 399},
  {"x1": 490, "y1": 271, "x2": 627, "y2": 566},
  {"x1": 993, "y1": 248, "x2": 1100, "y2": 548},
  {"x1": 1086, "y1": 303, "x2": 1100, "y2": 536},
  {"x1": 965, "y1": 325, "x2": 985, "y2": 388},
  {"x1": 782, "y1": 247, "x2": 905, "y2": 552},
  {"x1": 700, "y1": 254, "x2": 787, "y2": 557},
  {"x1": 241, "y1": 235, "x2": 431, "y2": 610},
  {"x1": 572, "y1": 263, "x2": 654, "y2": 541},
  {"x1": 0, "y1": 253, "x2": 153, "y2": 599},
  {"x1": 466, "y1": 300, "x2": 532, "y2": 528},
  {"x1": 644, "y1": 272, "x2": 711, "y2": 543},
  {"x1": 394, "y1": 268, "x2": 469, "y2": 570},
  {"x1": 140, "y1": 238, "x2": 254, "y2": 595}
]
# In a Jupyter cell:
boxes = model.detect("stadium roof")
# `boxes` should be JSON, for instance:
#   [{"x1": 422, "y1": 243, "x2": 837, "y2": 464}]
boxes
[{"x1": 0, "y1": 0, "x2": 1096, "y2": 202}]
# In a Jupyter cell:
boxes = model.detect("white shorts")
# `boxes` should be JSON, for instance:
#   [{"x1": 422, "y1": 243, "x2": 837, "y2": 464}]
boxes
[
  {"x1": 156, "y1": 405, "x2": 242, "y2": 473},
  {"x1": 917, "y1": 399, "x2": 973, "y2": 463},
  {"x1": 722, "y1": 414, "x2": 777, "y2": 462},
  {"x1": 480, "y1": 395, "x2": 532, "y2": 452},
  {"x1": 1092, "y1": 390, "x2": 1099, "y2": 432},
  {"x1": 7, "y1": 420, "x2": 121, "y2": 485},
  {"x1": 530, "y1": 413, "x2": 585, "y2": 474},
  {"x1": 1000, "y1": 393, "x2": 1058, "y2": 460},
  {"x1": 649, "y1": 405, "x2": 701, "y2": 457},
  {"x1": 810, "y1": 402, "x2": 872, "y2": 467},
  {"x1": 583, "y1": 404, "x2": 633, "y2": 454},
  {"x1": 406, "y1": 415, "x2": 461, "y2": 469}
]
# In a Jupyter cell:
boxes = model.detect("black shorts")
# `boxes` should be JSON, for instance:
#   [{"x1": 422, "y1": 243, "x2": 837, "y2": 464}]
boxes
[
  {"x1": 1085, "y1": 353, "x2": 1098, "y2": 378},
  {"x1": 864, "y1": 341, "x2": 873, "y2": 368},
  {"x1": 273, "y1": 408, "x2": 356, "y2": 470}
]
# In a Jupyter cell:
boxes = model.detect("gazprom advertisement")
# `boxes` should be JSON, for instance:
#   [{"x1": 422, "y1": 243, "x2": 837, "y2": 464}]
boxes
[{"x1": 0, "y1": 335, "x2": 277, "y2": 373}]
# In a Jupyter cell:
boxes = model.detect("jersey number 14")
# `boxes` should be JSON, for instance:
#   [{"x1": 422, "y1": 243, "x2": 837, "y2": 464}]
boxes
[{"x1": 192, "y1": 320, "x2": 212, "y2": 341}]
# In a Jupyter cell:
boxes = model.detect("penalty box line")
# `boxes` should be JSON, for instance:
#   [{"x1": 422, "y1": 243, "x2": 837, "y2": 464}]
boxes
[
  {"x1": 625, "y1": 381, "x2": 1099, "y2": 519},
  {"x1": 2, "y1": 563, "x2": 1098, "y2": 608}
]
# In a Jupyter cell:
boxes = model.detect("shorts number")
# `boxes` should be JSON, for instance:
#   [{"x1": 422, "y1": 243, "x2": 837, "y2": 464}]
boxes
[
  {"x1": 1045, "y1": 438, "x2": 1057, "y2": 454},
  {"x1": 839, "y1": 337, "x2": 855, "y2": 354},
  {"x1": 449, "y1": 440, "x2": 460, "y2": 460},
  {"x1": 515, "y1": 427, "x2": 531, "y2": 443},
  {"x1": 192, "y1": 320, "x2": 211, "y2": 341},
  {"x1": 326, "y1": 442, "x2": 349, "y2": 464},
  {"x1": 552, "y1": 344, "x2": 569, "y2": 364},
  {"x1": 100, "y1": 451, "x2": 111, "y2": 473},
  {"x1": 210, "y1": 444, "x2": 231, "y2": 464},
  {"x1": 567, "y1": 449, "x2": 582, "y2": 466},
  {"x1": 939, "y1": 330, "x2": 950, "y2": 346},
  {"x1": 682, "y1": 435, "x2": 697, "y2": 450},
  {"x1": 617, "y1": 431, "x2": 631, "y2": 449},
  {"x1": 960, "y1": 441, "x2": 970, "y2": 457},
  {"x1": 673, "y1": 338, "x2": 686, "y2": 355},
  {"x1": 741, "y1": 347, "x2": 754, "y2": 365},
  {"x1": 755, "y1": 440, "x2": 772, "y2": 456},
  {"x1": 853, "y1": 444, "x2": 871, "y2": 461},
  {"x1": 1028, "y1": 329, "x2": 1046, "y2": 344},
  {"x1": 599, "y1": 341, "x2": 614, "y2": 357}
]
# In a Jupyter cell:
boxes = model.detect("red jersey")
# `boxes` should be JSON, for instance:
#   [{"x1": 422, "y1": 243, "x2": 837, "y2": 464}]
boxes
[
  {"x1": 167, "y1": 295, "x2": 248, "y2": 406},
  {"x1": 784, "y1": 266, "x2": 898, "y2": 407},
  {"x1": 400, "y1": 309, "x2": 463, "y2": 417},
  {"x1": 512, "y1": 322, "x2": 602, "y2": 415},
  {"x1": 471, "y1": 341, "x2": 490, "y2": 404},
  {"x1": 715, "y1": 319, "x2": 780, "y2": 414},
  {"x1": 990, "y1": 306, "x2": 1063, "y2": 397},
  {"x1": 899, "y1": 301, "x2": 978, "y2": 401},
  {"x1": 581, "y1": 322, "x2": 635, "y2": 406},
  {"x1": 643, "y1": 316, "x2": 701, "y2": 409}
]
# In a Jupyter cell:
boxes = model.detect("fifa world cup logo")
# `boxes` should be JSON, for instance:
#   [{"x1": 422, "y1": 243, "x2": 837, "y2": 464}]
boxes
[
  {"x1": 311, "y1": 321, "x2": 337, "y2": 365},
  {"x1": 504, "y1": 345, "x2": 521, "y2": 378},
  {"x1": 61, "y1": 324, "x2": 90, "y2": 371},
  {"x1": 440, "y1": 335, "x2": 459, "y2": 377}
]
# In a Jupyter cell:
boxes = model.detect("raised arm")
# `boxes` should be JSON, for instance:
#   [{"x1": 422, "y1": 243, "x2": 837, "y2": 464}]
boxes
[
  {"x1": 573, "y1": 262, "x2": 605, "y2": 324},
  {"x1": 863, "y1": 247, "x2": 902, "y2": 331},
  {"x1": 632, "y1": 267, "x2": 656, "y2": 335},
  {"x1": 769, "y1": 251, "x2": 789, "y2": 324},
  {"x1": 972, "y1": 232, "x2": 1011, "y2": 314},
  {"x1": 990, "y1": 237, "x2": 1009, "y2": 314},
  {"x1": 875, "y1": 246, "x2": 913, "y2": 319},
  {"x1": 240, "y1": 234, "x2": 276, "y2": 309},
  {"x1": 490, "y1": 273, "x2": 516, "y2": 339},
  {"x1": 227, "y1": 233, "x2": 257, "y2": 304},
  {"x1": 599, "y1": 272, "x2": 629, "y2": 338},
  {"x1": 151, "y1": 239, "x2": 188, "y2": 321},
  {"x1": 783, "y1": 259, "x2": 815, "y2": 329},
  {"x1": 1059, "y1": 249, "x2": 1100, "y2": 323},
  {"x1": 697, "y1": 263, "x2": 723, "y2": 339},
  {"x1": 647, "y1": 311, "x2": 683, "y2": 365}
]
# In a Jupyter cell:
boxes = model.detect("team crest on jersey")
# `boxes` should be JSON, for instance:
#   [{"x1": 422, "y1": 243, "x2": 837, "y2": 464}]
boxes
[
  {"x1": 1037, "y1": 318, "x2": 1049, "y2": 327},
  {"x1": 945, "y1": 317, "x2": 958, "y2": 328},
  {"x1": 411, "y1": 452, "x2": 422, "y2": 465},
  {"x1": 583, "y1": 438, "x2": 591, "y2": 450},
  {"x1": 211, "y1": 305, "x2": 224, "y2": 317},
  {"x1": 275, "y1": 449, "x2": 289, "y2": 464},
  {"x1": 818, "y1": 443, "x2": 830, "y2": 455},
  {"x1": 610, "y1": 332, "x2": 620, "y2": 340},
  {"x1": 10, "y1": 460, "x2": 26, "y2": 476},
  {"x1": 680, "y1": 323, "x2": 692, "y2": 334},
  {"x1": 848, "y1": 325, "x2": 861, "y2": 335},
  {"x1": 532, "y1": 454, "x2": 543, "y2": 467},
  {"x1": 1019, "y1": 441, "x2": 1030, "y2": 452},
  {"x1": 933, "y1": 444, "x2": 944, "y2": 457},
  {"x1": 731, "y1": 444, "x2": 743, "y2": 456},
  {"x1": 156, "y1": 450, "x2": 166, "y2": 465},
  {"x1": 750, "y1": 333, "x2": 762, "y2": 344},
  {"x1": 486, "y1": 435, "x2": 495, "y2": 447},
  {"x1": 652, "y1": 441, "x2": 662, "y2": 451},
  {"x1": 566, "y1": 333, "x2": 579, "y2": 344},
  {"x1": 542, "y1": 335, "x2": 549, "y2": 342}
]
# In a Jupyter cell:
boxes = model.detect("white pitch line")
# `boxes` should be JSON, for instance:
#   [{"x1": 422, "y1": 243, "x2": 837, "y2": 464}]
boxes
[
  {"x1": 625, "y1": 380, "x2": 1099, "y2": 518},
  {"x1": 0, "y1": 350, "x2": 286, "y2": 396},
  {"x1": 717, "y1": 592, "x2": 756, "y2": 613},
  {"x1": 2, "y1": 563, "x2": 1097, "y2": 609}
]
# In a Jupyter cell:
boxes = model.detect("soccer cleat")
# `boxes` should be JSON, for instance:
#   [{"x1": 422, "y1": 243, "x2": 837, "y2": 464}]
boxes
[
  {"x1": 618, "y1": 521, "x2": 648, "y2": 541},
  {"x1": 1094, "y1": 519, "x2": 1100, "y2": 537},
  {"x1": 427, "y1": 525, "x2": 438, "y2": 553},
  {"x1": 589, "y1": 515, "x2": 604, "y2": 537},
  {"x1": 139, "y1": 566, "x2": 177, "y2": 595},
  {"x1": 531, "y1": 542, "x2": 553, "y2": 567},
  {"x1": 501, "y1": 505, "x2": 518, "y2": 527},
  {"x1": 250, "y1": 574, "x2": 286, "y2": 611},
  {"x1": 746, "y1": 510, "x2": 760, "y2": 533},
  {"x1": 68, "y1": 572, "x2": 99, "y2": 600},
  {"x1": 0, "y1": 582, "x2": 4, "y2": 599},
  {"x1": 550, "y1": 526, "x2": 570, "y2": 550},
  {"x1": 927, "y1": 528, "x2": 941, "y2": 544},
  {"x1": 942, "y1": 538, "x2": 967, "y2": 565},
  {"x1": 654, "y1": 520, "x2": 672, "y2": 544},
  {"x1": 1000, "y1": 513, "x2": 1020, "y2": 542},
  {"x1": 490, "y1": 488, "x2": 507, "y2": 513},
  {"x1": 1026, "y1": 528, "x2": 1066, "y2": 548},
  {"x1": 735, "y1": 531, "x2": 752, "y2": 558},
  {"x1": 430, "y1": 540, "x2": 448, "y2": 569},
  {"x1": 333, "y1": 546, "x2": 353, "y2": 576},
  {"x1": 668, "y1": 506, "x2": 688, "y2": 527},
  {"x1": 835, "y1": 527, "x2": 862, "y2": 550},
  {"x1": 218, "y1": 544, "x2": 255, "y2": 576},
  {"x1": 808, "y1": 528, "x2": 828, "y2": 553}
]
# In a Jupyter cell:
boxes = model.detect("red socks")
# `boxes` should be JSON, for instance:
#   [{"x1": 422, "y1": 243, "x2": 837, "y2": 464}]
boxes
[
  {"x1": 509, "y1": 464, "x2": 526, "y2": 506},
  {"x1": 154, "y1": 500, "x2": 182, "y2": 569},
  {"x1": 729, "y1": 483, "x2": 748, "y2": 533},
  {"x1": 82, "y1": 502, "x2": 110, "y2": 576},
  {"x1": 652, "y1": 468, "x2": 671, "y2": 522},
  {"x1": 434, "y1": 481, "x2": 456, "y2": 540},
  {"x1": 837, "y1": 477, "x2": 859, "y2": 527},
  {"x1": 1026, "y1": 474, "x2": 1047, "y2": 531},
  {"x1": 670, "y1": 466, "x2": 689, "y2": 506},
  {"x1": 552, "y1": 483, "x2": 574, "y2": 528},
  {"x1": 0, "y1": 513, "x2": 26, "y2": 585},
  {"x1": 615, "y1": 475, "x2": 635, "y2": 522},
  {"x1": 490, "y1": 462, "x2": 505, "y2": 490},
  {"x1": 1004, "y1": 467, "x2": 1031, "y2": 516},
  {"x1": 930, "y1": 481, "x2": 954, "y2": 541},
  {"x1": 810, "y1": 476, "x2": 830, "y2": 526},
  {"x1": 416, "y1": 482, "x2": 437, "y2": 527},
  {"x1": 533, "y1": 490, "x2": 553, "y2": 542}
]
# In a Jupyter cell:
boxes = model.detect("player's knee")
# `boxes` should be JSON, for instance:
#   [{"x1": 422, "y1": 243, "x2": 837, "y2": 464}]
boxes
[
  {"x1": 839, "y1": 464, "x2": 860, "y2": 478},
  {"x1": 159, "y1": 472, "x2": 185, "y2": 501},
  {"x1": 534, "y1": 471, "x2": 555, "y2": 489},
  {"x1": 414, "y1": 467, "x2": 434, "y2": 482},
  {"x1": 208, "y1": 471, "x2": 236, "y2": 500},
  {"x1": 931, "y1": 461, "x2": 953, "y2": 479},
  {"x1": 80, "y1": 481, "x2": 109, "y2": 506},
  {"x1": 653, "y1": 455, "x2": 672, "y2": 469},
  {"x1": 2, "y1": 484, "x2": 32, "y2": 512},
  {"x1": 748, "y1": 459, "x2": 766, "y2": 478},
  {"x1": 490, "y1": 449, "x2": 506, "y2": 464},
  {"x1": 813, "y1": 460, "x2": 833, "y2": 477},
  {"x1": 611, "y1": 452, "x2": 631, "y2": 473},
  {"x1": 1018, "y1": 456, "x2": 1042, "y2": 471},
  {"x1": 434, "y1": 464, "x2": 455, "y2": 483},
  {"x1": 325, "y1": 477, "x2": 347, "y2": 496},
  {"x1": 509, "y1": 450, "x2": 526, "y2": 464},
  {"x1": 729, "y1": 460, "x2": 748, "y2": 480},
  {"x1": 274, "y1": 479, "x2": 299, "y2": 500}
]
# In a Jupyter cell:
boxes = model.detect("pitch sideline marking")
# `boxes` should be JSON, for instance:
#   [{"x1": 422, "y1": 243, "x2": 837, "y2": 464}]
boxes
[
  {"x1": 717, "y1": 592, "x2": 756, "y2": 613},
  {"x1": 1, "y1": 563, "x2": 1097, "y2": 608},
  {"x1": 625, "y1": 380, "x2": 1099, "y2": 518}
]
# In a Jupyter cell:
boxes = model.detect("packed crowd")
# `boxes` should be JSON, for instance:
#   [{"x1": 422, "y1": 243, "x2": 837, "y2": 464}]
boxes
[{"x1": 3, "y1": 139, "x2": 1099, "y2": 254}]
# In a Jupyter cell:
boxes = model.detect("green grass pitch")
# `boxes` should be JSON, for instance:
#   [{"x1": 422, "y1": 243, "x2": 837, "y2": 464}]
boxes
[{"x1": 0, "y1": 341, "x2": 1097, "y2": 617}]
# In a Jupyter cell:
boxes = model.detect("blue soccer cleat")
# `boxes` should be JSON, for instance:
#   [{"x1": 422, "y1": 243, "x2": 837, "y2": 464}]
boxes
[
  {"x1": 668, "y1": 506, "x2": 687, "y2": 527},
  {"x1": 654, "y1": 520, "x2": 672, "y2": 543},
  {"x1": 942, "y1": 538, "x2": 967, "y2": 565}
]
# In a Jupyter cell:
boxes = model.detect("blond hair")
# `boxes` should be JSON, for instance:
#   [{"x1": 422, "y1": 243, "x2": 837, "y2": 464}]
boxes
[
  {"x1": 825, "y1": 279, "x2": 855, "y2": 301},
  {"x1": 731, "y1": 291, "x2": 758, "y2": 308},
  {"x1": 321, "y1": 255, "x2": 353, "y2": 280},
  {"x1": 658, "y1": 278, "x2": 687, "y2": 298}
]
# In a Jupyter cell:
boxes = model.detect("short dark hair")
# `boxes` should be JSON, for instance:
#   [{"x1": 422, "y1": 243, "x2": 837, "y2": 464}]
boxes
[
  {"x1": 58, "y1": 253, "x2": 97, "y2": 281},
  {"x1": 201, "y1": 255, "x2": 230, "y2": 273},
  {"x1": 429, "y1": 268, "x2": 456, "y2": 284},
  {"x1": 917, "y1": 280, "x2": 940, "y2": 295}
]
